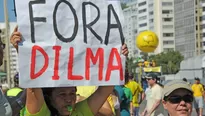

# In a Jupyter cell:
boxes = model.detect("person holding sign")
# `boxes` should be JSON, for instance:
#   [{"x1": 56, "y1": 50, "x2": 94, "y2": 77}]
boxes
[
  {"x1": 13, "y1": 0, "x2": 127, "y2": 115},
  {"x1": 10, "y1": 30, "x2": 128, "y2": 116}
]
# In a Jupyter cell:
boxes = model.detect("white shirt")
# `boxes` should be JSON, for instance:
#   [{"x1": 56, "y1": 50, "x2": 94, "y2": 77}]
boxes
[{"x1": 146, "y1": 84, "x2": 164, "y2": 116}]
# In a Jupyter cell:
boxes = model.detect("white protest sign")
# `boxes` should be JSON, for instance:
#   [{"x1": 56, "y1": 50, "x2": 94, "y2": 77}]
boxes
[{"x1": 15, "y1": 0, "x2": 126, "y2": 88}]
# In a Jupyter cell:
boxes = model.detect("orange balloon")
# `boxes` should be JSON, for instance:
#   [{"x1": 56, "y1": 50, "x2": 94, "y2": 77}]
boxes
[{"x1": 136, "y1": 31, "x2": 159, "y2": 52}]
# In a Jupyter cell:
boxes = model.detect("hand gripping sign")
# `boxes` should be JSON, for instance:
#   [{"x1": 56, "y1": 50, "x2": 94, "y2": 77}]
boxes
[{"x1": 15, "y1": 0, "x2": 126, "y2": 88}]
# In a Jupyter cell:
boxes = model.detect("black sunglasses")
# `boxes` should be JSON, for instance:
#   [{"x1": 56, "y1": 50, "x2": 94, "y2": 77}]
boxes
[{"x1": 165, "y1": 94, "x2": 193, "y2": 104}]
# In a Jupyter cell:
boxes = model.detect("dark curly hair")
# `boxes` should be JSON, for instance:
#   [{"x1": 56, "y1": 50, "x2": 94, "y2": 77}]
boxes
[
  {"x1": 42, "y1": 88, "x2": 59, "y2": 116},
  {"x1": 42, "y1": 87, "x2": 77, "y2": 116}
]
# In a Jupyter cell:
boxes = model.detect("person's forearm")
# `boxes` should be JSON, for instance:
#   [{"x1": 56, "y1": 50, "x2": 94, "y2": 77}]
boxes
[
  {"x1": 98, "y1": 100, "x2": 113, "y2": 116},
  {"x1": 98, "y1": 107, "x2": 114, "y2": 116},
  {"x1": 142, "y1": 107, "x2": 147, "y2": 114},
  {"x1": 26, "y1": 88, "x2": 44, "y2": 114},
  {"x1": 139, "y1": 92, "x2": 145, "y2": 105},
  {"x1": 88, "y1": 86, "x2": 114, "y2": 115},
  {"x1": 141, "y1": 92, "x2": 145, "y2": 101},
  {"x1": 130, "y1": 102, "x2": 133, "y2": 115},
  {"x1": 148, "y1": 100, "x2": 160, "y2": 114}
]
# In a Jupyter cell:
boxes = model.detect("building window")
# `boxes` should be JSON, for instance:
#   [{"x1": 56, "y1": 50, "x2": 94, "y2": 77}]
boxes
[
  {"x1": 149, "y1": 3, "x2": 153, "y2": 8},
  {"x1": 163, "y1": 18, "x2": 173, "y2": 22},
  {"x1": 139, "y1": 9, "x2": 146, "y2": 13},
  {"x1": 138, "y1": 1, "x2": 146, "y2": 7},
  {"x1": 164, "y1": 48, "x2": 174, "y2": 52},
  {"x1": 12, "y1": 64, "x2": 17, "y2": 66},
  {"x1": 163, "y1": 33, "x2": 174, "y2": 37},
  {"x1": 139, "y1": 23, "x2": 147, "y2": 27},
  {"x1": 203, "y1": 7, "x2": 205, "y2": 11},
  {"x1": 162, "y1": 10, "x2": 172, "y2": 14},
  {"x1": 139, "y1": 16, "x2": 147, "y2": 21},
  {"x1": 149, "y1": 19, "x2": 154, "y2": 23},
  {"x1": 149, "y1": 11, "x2": 153, "y2": 15},
  {"x1": 163, "y1": 25, "x2": 173, "y2": 29},
  {"x1": 162, "y1": 2, "x2": 172, "y2": 6},
  {"x1": 163, "y1": 41, "x2": 174, "y2": 45},
  {"x1": 203, "y1": 42, "x2": 205, "y2": 46}
]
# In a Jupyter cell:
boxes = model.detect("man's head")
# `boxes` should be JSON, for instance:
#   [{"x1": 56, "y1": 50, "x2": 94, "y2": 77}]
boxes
[
  {"x1": 128, "y1": 73, "x2": 134, "y2": 80},
  {"x1": 194, "y1": 77, "x2": 200, "y2": 84},
  {"x1": 146, "y1": 73, "x2": 158, "y2": 86},
  {"x1": 182, "y1": 78, "x2": 187, "y2": 82},
  {"x1": 162, "y1": 80, "x2": 193, "y2": 116}
]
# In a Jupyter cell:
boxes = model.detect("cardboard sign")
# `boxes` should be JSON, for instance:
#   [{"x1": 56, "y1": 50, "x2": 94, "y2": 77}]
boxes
[{"x1": 15, "y1": 0, "x2": 126, "y2": 88}]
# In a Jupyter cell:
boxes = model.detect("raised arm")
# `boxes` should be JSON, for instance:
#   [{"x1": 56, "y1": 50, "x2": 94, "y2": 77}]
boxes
[
  {"x1": 88, "y1": 86, "x2": 114, "y2": 115},
  {"x1": 26, "y1": 88, "x2": 45, "y2": 114},
  {"x1": 10, "y1": 26, "x2": 21, "y2": 53},
  {"x1": 10, "y1": 26, "x2": 45, "y2": 114},
  {"x1": 87, "y1": 44, "x2": 128, "y2": 115}
]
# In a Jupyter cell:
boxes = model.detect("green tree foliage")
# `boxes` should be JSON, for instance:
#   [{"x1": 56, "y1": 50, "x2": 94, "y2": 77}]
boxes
[
  {"x1": 126, "y1": 57, "x2": 135, "y2": 74},
  {"x1": 149, "y1": 51, "x2": 184, "y2": 74}
]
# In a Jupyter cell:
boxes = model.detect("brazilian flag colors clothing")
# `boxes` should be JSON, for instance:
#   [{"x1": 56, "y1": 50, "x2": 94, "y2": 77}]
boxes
[{"x1": 25, "y1": 99, "x2": 93, "y2": 116}]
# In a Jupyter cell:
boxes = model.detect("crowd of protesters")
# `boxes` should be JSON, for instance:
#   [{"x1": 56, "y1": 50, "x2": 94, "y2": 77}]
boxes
[{"x1": 0, "y1": 27, "x2": 199, "y2": 116}]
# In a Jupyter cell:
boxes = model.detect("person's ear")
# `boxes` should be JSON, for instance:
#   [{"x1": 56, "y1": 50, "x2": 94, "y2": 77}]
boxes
[{"x1": 162, "y1": 100, "x2": 168, "y2": 109}]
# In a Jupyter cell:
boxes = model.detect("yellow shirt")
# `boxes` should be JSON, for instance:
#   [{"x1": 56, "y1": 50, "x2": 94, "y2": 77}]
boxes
[
  {"x1": 25, "y1": 100, "x2": 93, "y2": 116},
  {"x1": 125, "y1": 81, "x2": 143, "y2": 107},
  {"x1": 192, "y1": 84, "x2": 204, "y2": 97},
  {"x1": 107, "y1": 96, "x2": 115, "y2": 115},
  {"x1": 77, "y1": 86, "x2": 115, "y2": 115},
  {"x1": 76, "y1": 86, "x2": 97, "y2": 98}
]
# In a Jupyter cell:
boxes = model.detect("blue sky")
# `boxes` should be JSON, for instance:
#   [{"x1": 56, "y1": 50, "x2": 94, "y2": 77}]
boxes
[{"x1": 0, "y1": 0, "x2": 16, "y2": 22}]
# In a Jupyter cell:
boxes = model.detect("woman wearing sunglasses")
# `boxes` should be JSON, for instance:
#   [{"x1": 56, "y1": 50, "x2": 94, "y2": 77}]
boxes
[{"x1": 162, "y1": 80, "x2": 193, "y2": 116}]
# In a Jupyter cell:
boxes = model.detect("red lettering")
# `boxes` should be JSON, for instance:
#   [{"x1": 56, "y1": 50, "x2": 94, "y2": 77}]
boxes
[
  {"x1": 105, "y1": 48, "x2": 123, "y2": 81},
  {"x1": 30, "y1": 45, "x2": 49, "y2": 79},
  {"x1": 68, "y1": 47, "x2": 83, "y2": 80},
  {"x1": 85, "y1": 48, "x2": 104, "y2": 81},
  {"x1": 52, "y1": 46, "x2": 61, "y2": 80}
]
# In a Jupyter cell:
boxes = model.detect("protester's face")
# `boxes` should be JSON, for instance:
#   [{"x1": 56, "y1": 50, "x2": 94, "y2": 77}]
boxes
[
  {"x1": 51, "y1": 87, "x2": 76, "y2": 115},
  {"x1": 163, "y1": 89, "x2": 193, "y2": 116},
  {"x1": 146, "y1": 78, "x2": 155, "y2": 86},
  {"x1": 195, "y1": 80, "x2": 200, "y2": 84}
]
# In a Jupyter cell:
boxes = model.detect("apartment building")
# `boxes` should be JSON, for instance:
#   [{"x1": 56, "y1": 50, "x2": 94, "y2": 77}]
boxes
[
  {"x1": 0, "y1": 22, "x2": 18, "y2": 86},
  {"x1": 123, "y1": 0, "x2": 175, "y2": 58},
  {"x1": 174, "y1": 0, "x2": 204, "y2": 59}
]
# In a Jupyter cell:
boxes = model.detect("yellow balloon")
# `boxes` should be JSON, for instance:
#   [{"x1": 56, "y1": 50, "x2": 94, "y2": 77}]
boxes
[{"x1": 136, "y1": 31, "x2": 159, "y2": 52}]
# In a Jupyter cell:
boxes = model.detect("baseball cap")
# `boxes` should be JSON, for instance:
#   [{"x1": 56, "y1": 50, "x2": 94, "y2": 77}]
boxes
[
  {"x1": 162, "y1": 80, "x2": 192, "y2": 99},
  {"x1": 145, "y1": 73, "x2": 158, "y2": 79}
]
